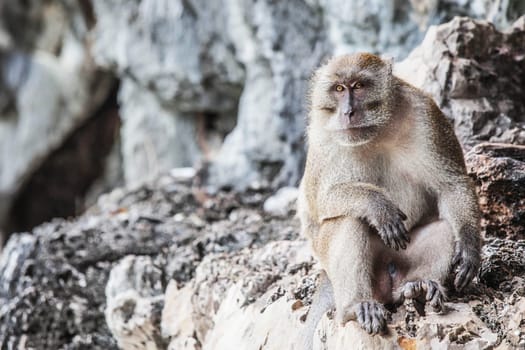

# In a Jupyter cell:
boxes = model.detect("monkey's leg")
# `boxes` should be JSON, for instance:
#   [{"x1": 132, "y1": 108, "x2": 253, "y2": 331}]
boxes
[
  {"x1": 391, "y1": 219, "x2": 454, "y2": 314},
  {"x1": 314, "y1": 217, "x2": 390, "y2": 334}
]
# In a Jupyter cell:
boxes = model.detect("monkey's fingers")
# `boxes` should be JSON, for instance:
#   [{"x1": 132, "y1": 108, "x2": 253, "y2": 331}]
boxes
[
  {"x1": 429, "y1": 289, "x2": 445, "y2": 313},
  {"x1": 454, "y1": 264, "x2": 475, "y2": 291},
  {"x1": 423, "y1": 281, "x2": 445, "y2": 313},
  {"x1": 451, "y1": 250, "x2": 462, "y2": 267},
  {"x1": 382, "y1": 221, "x2": 410, "y2": 250},
  {"x1": 395, "y1": 221, "x2": 410, "y2": 245},
  {"x1": 400, "y1": 281, "x2": 423, "y2": 299},
  {"x1": 379, "y1": 227, "x2": 395, "y2": 250},
  {"x1": 371, "y1": 303, "x2": 388, "y2": 334}
]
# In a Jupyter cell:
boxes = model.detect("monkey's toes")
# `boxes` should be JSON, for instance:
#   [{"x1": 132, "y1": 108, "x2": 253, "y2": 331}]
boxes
[
  {"x1": 355, "y1": 301, "x2": 390, "y2": 334},
  {"x1": 398, "y1": 280, "x2": 446, "y2": 314}
]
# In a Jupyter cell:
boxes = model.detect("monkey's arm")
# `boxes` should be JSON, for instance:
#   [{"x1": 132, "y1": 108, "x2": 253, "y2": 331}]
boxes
[
  {"x1": 425, "y1": 106, "x2": 482, "y2": 291},
  {"x1": 297, "y1": 183, "x2": 321, "y2": 241},
  {"x1": 318, "y1": 182, "x2": 410, "y2": 250},
  {"x1": 436, "y1": 176, "x2": 481, "y2": 291}
]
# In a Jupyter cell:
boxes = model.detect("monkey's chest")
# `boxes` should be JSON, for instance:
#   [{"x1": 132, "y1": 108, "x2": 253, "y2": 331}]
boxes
[
  {"x1": 381, "y1": 168, "x2": 435, "y2": 229},
  {"x1": 325, "y1": 155, "x2": 435, "y2": 228}
]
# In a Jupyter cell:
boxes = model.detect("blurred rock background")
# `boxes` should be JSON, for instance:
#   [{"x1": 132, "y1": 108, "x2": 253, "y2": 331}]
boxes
[{"x1": 1, "y1": 0, "x2": 524, "y2": 238}]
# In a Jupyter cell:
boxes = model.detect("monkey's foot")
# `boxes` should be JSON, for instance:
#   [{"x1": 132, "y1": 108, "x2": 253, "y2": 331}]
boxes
[
  {"x1": 396, "y1": 280, "x2": 446, "y2": 315},
  {"x1": 340, "y1": 301, "x2": 390, "y2": 335}
]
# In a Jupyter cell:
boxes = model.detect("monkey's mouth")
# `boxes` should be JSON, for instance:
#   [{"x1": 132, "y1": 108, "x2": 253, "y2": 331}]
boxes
[
  {"x1": 336, "y1": 125, "x2": 377, "y2": 133},
  {"x1": 332, "y1": 126, "x2": 379, "y2": 146}
]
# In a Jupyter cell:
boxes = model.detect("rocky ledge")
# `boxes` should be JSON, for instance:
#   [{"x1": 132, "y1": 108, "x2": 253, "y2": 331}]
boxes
[{"x1": 1, "y1": 138, "x2": 524, "y2": 350}]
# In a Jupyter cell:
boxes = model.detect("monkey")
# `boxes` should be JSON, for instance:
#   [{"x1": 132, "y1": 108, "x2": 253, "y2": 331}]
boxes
[{"x1": 297, "y1": 53, "x2": 481, "y2": 340}]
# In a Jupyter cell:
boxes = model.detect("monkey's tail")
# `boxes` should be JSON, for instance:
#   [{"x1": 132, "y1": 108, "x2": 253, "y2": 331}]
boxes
[{"x1": 296, "y1": 270, "x2": 334, "y2": 350}]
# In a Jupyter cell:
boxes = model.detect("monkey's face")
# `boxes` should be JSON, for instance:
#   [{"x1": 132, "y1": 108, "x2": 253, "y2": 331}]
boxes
[{"x1": 310, "y1": 53, "x2": 393, "y2": 147}]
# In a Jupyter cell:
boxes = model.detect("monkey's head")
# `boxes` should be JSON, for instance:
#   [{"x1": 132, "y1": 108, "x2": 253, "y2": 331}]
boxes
[{"x1": 309, "y1": 53, "x2": 394, "y2": 147}]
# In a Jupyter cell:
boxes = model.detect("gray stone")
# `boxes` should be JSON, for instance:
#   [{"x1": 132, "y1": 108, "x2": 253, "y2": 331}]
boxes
[
  {"x1": 263, "y1": 186, "x2": 299, "y2": 217},
  {"x1": 466, "y1": 143, "x2": 525, "y2": 240},
  {"x1": 0, "y1": 155, "x2": 523, "y2": 348},
  {"x1": 0, "y1": 0, "x2": 114, "y2": 235},
  {"x1": 395, "y1": 16, "x2": 525, "y2": 148},
  {"x1": 105, "y1": 255, "x2": 166, "y2": 350},
  {"x1": 91, "y1": 1, "x2": 524, "y2": 191},
  {"x1": 118, "y1": 78, "x2": 201, "y2": 185}
]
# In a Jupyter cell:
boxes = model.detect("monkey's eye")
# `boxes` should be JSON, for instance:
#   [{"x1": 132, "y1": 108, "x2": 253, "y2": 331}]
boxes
[
  {"x1": 353, "y1": 82, "x2": 363, "y2": 89},
  {"x1": 335, "y1": 84, "x2": 345, "y2": 92}
]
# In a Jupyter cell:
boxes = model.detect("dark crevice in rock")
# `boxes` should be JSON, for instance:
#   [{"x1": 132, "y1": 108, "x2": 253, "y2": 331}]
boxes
[{"x1": 6, "y1": 83, "x2": 121, "y2": 236}]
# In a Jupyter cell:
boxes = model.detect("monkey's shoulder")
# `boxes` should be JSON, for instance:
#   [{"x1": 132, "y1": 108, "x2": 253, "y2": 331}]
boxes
[{"x1": 393, "y1": 77, "x2": 466, "y2": 172}]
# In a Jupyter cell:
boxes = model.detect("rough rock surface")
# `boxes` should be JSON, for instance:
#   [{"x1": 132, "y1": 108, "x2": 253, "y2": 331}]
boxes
[
  {"x1": 466, "y1": 143, "x2": 525, "y2": 240},
  {"x1": 0, "y1": 173, "x2": 300, "y2": 349},
  {"x1": 396, "y1": 16, "x2": 525, "y2": 149},
  {"x1": 1, "y1": 150, "x2": 524, "y2": 349},
  {"x1": 89, "y1": 1, "x2": 524, "y2": 191},
  {"x1": 0, "y1": 0, "x2": 114, "y2": 235}
]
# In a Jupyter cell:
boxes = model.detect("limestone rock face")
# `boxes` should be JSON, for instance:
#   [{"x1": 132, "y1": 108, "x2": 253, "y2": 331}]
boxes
[
  {"x1": 91, "y1": 0, "x2": 330, "y2": 190},
  {"x1": 466, "y1": 143, "x2": 525, "y2": 240},
  {"x1": 105, "y1": 255, "x2": 166, "y2": 350},
  {"x1": 395, "y1": 16, "x2": 525, "y2": 148},
  {"x1": 0, "y1": 0, "x2": 114, "y2": 235},
  {"x1": 89, "y1": 1, "x2": 524, "y2": 191},
  {"x1": 0, "y1": 146, "x2": 524, "y2": 349}
]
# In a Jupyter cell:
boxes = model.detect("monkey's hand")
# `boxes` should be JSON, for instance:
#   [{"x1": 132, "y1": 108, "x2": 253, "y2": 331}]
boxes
[
  {"x1": 366, "y1": 200, "x2": 410, "y2": 250},
  {"x1": 452, "y1": 240, "x2": 480, "y2": 291}
]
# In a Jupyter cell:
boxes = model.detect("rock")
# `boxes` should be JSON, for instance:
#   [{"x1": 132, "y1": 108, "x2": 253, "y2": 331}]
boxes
[
  {"x1": 479, "y1": 238, "x2": 525, "y2": 289},
  {"x1": 105, "y1": 255, "x2": 166, "y2": 350},
  {"x1": 0, "y1": 233, "x2": 35, "y2": 296},
  {"x1": 90, "y1": 1, "x2": 524, "y2": 192},
  {"x1": 313, "y1": 302, "x2": 498, "y2": 350},
  {"x1": 263, "y1": 186, "x2": 299, "y2": 217},
  {"x1": 117, "y1": 79, "x2": 202, "y2": 185},
  {"x1": 0, "y1": 0, "x2": 114, "y2": 235},
  {"x1": 0, "y1": 173, "x2": 300, "y2": 349},
  {"x1": 163, "y1": 240, "x2": 313, "y2": 350},
  {"x1": 395, "y1": 16, "x2": 525, "y2": 149},
  {"x1": 169, "y1": 167, "x2": 197, "y2": 183},
  {"x1": 465, "y1": 143, "x2": 525, "y2": 239},
  {"x1": 162, "y1": 281, "x2": 198, "y2": 350},
  {"x1": 0, "y1": 168, "x2": 524, "y2": 348},
  {"x1": 92, "y1": 0, "x2": 245, "y2": 186}
]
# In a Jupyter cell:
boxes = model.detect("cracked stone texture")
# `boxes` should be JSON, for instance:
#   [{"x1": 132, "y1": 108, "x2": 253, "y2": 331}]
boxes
[
  {"x1": 0, "y1": 173, "x2": 301, "y2": 349},
  {"x1": 90, "y1": 1, "x2": 524, "y2": 191},
  {"x1": 395, "y1": 16, "x2": 525, "y2": 149},
  {"x1": 466, "y1": 143, "x2": 525, "y2": 240},
  {"x1": 0, "y1": 151, "x2": 524, "y2": 349}
]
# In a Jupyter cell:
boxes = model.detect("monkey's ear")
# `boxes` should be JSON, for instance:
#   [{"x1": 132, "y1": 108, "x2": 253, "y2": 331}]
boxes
[{"x1": 381, "y1": 55, "x2": 394, "y2": 75}]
